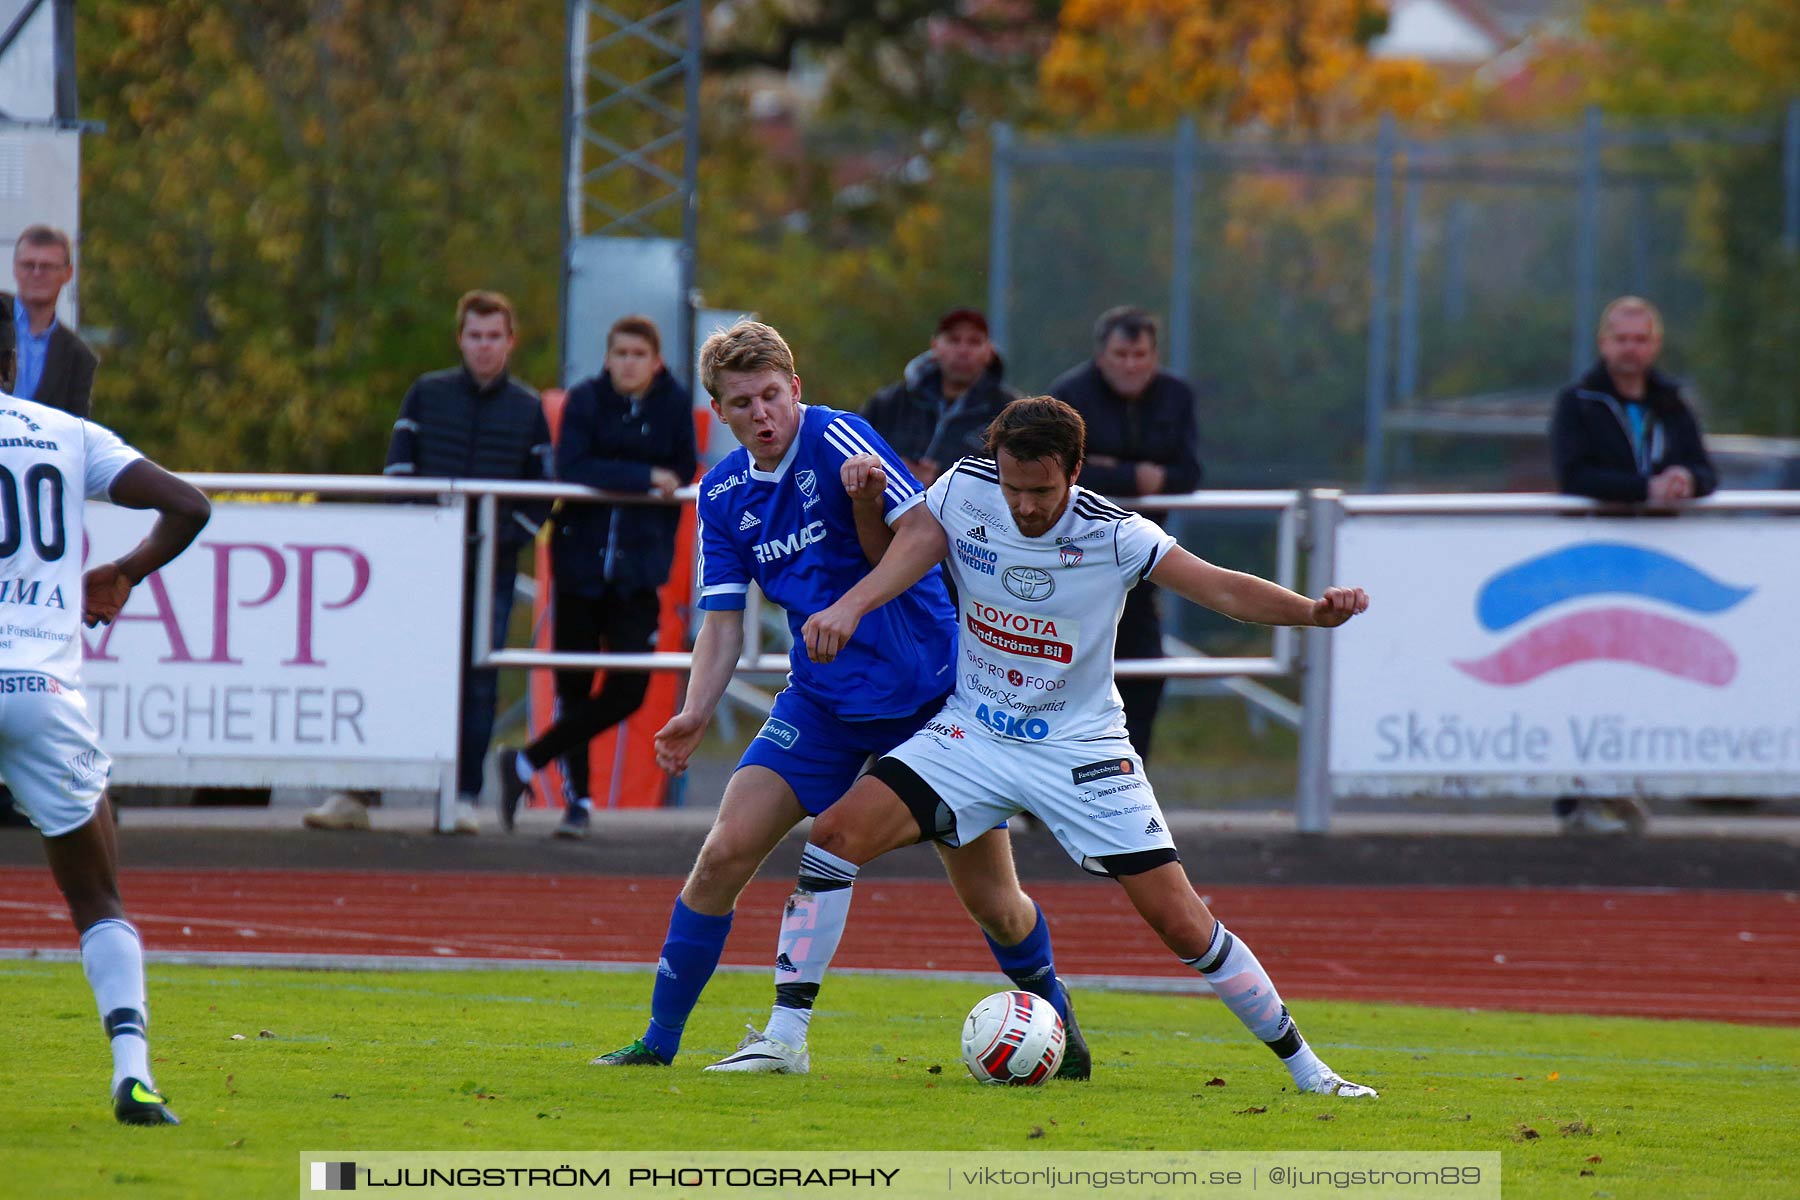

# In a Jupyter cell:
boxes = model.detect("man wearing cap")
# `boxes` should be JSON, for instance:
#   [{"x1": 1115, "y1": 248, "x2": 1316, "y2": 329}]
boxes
[{"x1": 864, "y1": 308, "x2": 1019, "y2": 486}]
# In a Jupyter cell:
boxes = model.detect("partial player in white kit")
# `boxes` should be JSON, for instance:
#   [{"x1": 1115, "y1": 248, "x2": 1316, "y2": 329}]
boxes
[
  {"x1": 748, "y1": 396, "x2": 1378, "y2": 1096},
  {"x1": 0, "y1": 323, "x2": 211, "y2": 1124}
]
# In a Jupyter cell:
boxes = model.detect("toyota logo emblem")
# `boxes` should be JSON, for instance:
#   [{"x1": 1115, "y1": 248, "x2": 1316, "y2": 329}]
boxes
[{"x1": 1002, "y1": 565, "x2": 1055, "y2": 601}]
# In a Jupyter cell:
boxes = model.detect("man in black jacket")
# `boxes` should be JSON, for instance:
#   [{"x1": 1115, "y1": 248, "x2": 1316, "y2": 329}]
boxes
[
  {"x1": 1548, "y1": 295, "x2": 1714, "y2": 834},
  {"x1": 304, "y1": 291, "x2": 552, "y2": 834},
  {"x1": 8, "y1": 224, "x2": 98, "y2": 417},
  {"x1": 864, "y1": 308, "x2": 1018, "y2": 486},
  {"x1": 1552, "y1": 296, "x2": 1716, "y2": 504},
  {"x1": 497, "y1": 316, "x2": 698, "y2": 838},
  {"x1": 1049, "y1": 306, "x2": 1204, "y2": 763}
]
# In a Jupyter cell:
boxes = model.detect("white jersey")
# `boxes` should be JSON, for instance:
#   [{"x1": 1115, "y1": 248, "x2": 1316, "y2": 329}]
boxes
[
  {"x1": 0, "y1": 394, "x2": 143, "y2": 686},
  {"x1": 924, "y1": 457, "x2": 1176, "y2": 743}
]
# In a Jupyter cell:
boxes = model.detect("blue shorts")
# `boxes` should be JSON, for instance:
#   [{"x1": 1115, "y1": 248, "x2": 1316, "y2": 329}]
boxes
[{"x1": 737, "y1": 687, "x2": 950, "y2": 816}]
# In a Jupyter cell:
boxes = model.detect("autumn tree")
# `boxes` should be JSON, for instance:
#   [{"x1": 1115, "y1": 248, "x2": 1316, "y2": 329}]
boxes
[
  {"x1": 78, "y1": 1, "x2": 565, "y2": 472},
  {"x1": 1038, "y1": 0, "x2": 1439, "y2": 135}
]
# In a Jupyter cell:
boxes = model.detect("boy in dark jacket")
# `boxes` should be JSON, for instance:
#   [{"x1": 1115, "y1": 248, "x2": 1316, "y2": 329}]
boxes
[
  {"x1": 500, "y1": 316, "x2": 698, "y2": 838},
  {"x1": 305, "y1": 290, "x2": 552, "y2": 835}
]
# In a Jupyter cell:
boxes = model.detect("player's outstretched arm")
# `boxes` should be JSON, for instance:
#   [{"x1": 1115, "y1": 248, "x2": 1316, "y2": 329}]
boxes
[
  {"x1": 83, "y1": 461, "x2": 212, "y2": 628},
  {"x1": 801, "y1": 505, "x2": 948, "y2": 663},
  {"x1": 1147, "y1": 545, "x2": 1368, "y2": 629},
  {"x1": 654, "y1": 608, "x2": 746, "y2": 775}
]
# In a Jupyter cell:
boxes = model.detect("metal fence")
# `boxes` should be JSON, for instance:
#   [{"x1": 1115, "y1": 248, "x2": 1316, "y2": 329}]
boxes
[
  {"x1": 152, "y1": 478, "x2": 1800, "y2": 831},
  {"x1": 987, "y1": 106, "x2": 1800, "y2": 493}
]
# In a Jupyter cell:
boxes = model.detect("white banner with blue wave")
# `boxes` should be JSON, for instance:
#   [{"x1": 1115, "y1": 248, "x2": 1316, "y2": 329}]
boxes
[{"x1": 1328, "y1": 516, "x2": 1794, "y2": 796}]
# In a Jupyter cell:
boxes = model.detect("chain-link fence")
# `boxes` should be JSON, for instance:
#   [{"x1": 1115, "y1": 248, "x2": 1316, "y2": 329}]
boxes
[{"x1": 988, "y1": 106, "x2": 1800, "y2": 493}]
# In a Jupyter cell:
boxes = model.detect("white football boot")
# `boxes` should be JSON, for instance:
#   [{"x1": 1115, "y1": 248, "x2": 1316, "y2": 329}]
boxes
[
  {"x1": 703, "y1": 1025, "x2": 810, "y2": 1074},
  {"x1": 1300, "y1": 1068, "x2": 1378, "y2": 1098}
]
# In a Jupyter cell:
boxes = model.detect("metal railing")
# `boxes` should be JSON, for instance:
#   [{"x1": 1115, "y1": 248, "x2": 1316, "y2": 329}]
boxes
[
  {"x1": 462, "y1": 483, "x2": 1309, "y2": 680},
  {"x1": 177, "y1": 472, "x2": 1309, "y2": 686},
  {"x1": 177, "y1": 476, "x2": 1800, "y2": 833}
]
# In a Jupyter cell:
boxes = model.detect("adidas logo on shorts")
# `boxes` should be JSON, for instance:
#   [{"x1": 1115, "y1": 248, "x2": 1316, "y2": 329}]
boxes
[
  {"x1": 739, "y1": 511, "x2": 762, "y2": 531},
  {"x1": 1144, "y1": 817, "x2": 1164, "y2": 835}
]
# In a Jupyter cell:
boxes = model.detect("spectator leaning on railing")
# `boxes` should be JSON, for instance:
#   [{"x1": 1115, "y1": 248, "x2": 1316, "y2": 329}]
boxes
[
  {"x1": 303, "y1": 290, "x2": 552, "y2": 835},
  {"x1": 495, "y1": 315, "x2": 698, "y2": 840},
  {"x1": 1552, "y1": 295, "x2": 1717, "y2": 506},
  {"x1": 1547, "y1": 294, "x2": 1716, "y2": 834},
  {"x1": 863, "y1": 307, "x2": 1019, "y2": 488},
  {"x1": 1048, "y1": 305, "x2": 1204, "y2": 765}
]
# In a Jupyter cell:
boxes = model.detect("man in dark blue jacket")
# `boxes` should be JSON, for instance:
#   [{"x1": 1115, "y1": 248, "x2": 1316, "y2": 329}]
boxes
[
  {"x1": 304, "y1": 291, "x2": 552, "y2": 835},
  {"x1": 499, "y1": 316, "x2": 698, "y2": 838},
  {"x1": 1548, "y1": 295, "x2": 1714, "y2": 835},
  {"x1": 1049, "y1": 306, "x2": 1203, "y2": 763},
  {"x1": 1551, "y1": 296, "x2": 1716, "y2": 505}
]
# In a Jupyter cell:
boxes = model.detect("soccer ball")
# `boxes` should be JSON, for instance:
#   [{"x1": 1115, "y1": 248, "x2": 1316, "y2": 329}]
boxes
[{"x1": 960, "y1": 990, "x2": 1065, "y2": 1085}]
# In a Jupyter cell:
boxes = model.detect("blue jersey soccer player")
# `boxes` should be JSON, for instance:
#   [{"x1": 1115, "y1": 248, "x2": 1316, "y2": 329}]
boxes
[{"x1": 591, "y1": 321, "x2": 1088, "y2": 1076}]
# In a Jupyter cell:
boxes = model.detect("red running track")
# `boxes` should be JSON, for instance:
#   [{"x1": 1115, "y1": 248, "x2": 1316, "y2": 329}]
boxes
[{"x1": 3, "y1": 868, "x2": 1798, "y2": 1024}]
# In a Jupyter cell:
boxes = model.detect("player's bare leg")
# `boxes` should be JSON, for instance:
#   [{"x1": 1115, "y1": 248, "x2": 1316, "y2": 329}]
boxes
[
  {"x1": 42, "y1": 797, "x2": 179, "y2": 1125},
  {"x1": 1115, "y1": 862, "x2": 1376, "y2": 1098},
  {"x1": 934, "y1": 832, "x2": 1034, "y2": 943},
  {"x1": 704, "y1": 777, "x2": 914, "y2": 1073},
  {"x1": 595, "y1": 767, "x2": 805, "y2": 1066},
  {"x1": 712, "y1": 779, "x2": 1087, "y2": 1077},
  {"x1": 679, "y1": 766, "x2": 807, "y2": 915}
]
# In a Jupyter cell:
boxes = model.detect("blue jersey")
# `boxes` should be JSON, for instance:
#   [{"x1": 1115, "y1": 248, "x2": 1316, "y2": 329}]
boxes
[{"x1": 695, "y1": 405, "x2": 956, "y2": 720}]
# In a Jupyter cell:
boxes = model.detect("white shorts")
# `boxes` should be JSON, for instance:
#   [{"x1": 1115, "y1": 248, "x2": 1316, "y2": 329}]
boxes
[
  {"x1": 0, "y1": 673, "x2": 110, "y2": 838},
  {"x1": 875, "y1": 713, "x2": 1177, "y2": 877}
]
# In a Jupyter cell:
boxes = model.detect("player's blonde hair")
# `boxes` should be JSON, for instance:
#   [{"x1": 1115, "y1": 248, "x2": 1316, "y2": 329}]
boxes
[
  {"x1": 698, "y1": 319, "x2": 795, "y2": 399},
  {"x1": 1599, "y1": 295, "x2": 1663, "y2": 340}
]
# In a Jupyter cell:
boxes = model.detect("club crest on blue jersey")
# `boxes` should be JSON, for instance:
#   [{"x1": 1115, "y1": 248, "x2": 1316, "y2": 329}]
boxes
[{"x1": 796, "y1": 468, "x2": 819, "y2": 510}]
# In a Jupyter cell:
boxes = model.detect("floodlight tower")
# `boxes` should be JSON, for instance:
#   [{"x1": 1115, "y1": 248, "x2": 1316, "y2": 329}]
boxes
[{"x1": 560, "y1": 0, "x2": 703, "y2": 389}]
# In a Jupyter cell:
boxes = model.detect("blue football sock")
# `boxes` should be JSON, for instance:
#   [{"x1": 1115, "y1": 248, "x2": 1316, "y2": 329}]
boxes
[
  {"x1": 984, "y1": 903, "x2": 1065, "y2": 1022},
  {"x1": 643, "y1": 897, "x2": 733, "y2": 1063}
]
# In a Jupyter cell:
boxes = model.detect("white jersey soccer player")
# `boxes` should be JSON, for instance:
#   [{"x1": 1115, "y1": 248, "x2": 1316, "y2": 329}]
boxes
[
  {"x1": 742, "y1": 396, "x2": 1379, "y2": 1097},
  {"x1": 0, "y1": 370, "x2": 210, "y2": 1125},
  {"x1": 898, "y1": 455, "x2": 1182, "y2": 869}
]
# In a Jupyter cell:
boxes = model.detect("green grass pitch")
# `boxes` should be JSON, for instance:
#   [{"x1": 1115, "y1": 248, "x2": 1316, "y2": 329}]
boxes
[{"x1": 3, "y1": 962, "x2": 1795, "y2": 1199}]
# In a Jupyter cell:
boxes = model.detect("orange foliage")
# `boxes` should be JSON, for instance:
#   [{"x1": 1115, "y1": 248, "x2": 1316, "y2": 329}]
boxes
[{"x1": 1040, "y1": 0, "x2": 1439, "y2": 134}]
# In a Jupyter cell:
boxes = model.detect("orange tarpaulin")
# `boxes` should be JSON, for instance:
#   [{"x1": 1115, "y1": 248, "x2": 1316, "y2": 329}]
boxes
[{"x1": 526, "y1": 387, "x2": 707, "y2": 809}]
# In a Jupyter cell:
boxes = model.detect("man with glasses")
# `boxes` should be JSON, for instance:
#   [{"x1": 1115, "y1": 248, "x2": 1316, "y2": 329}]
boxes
[{"x1": 6, "y1": 225, "x2": 97, "y2": 418}]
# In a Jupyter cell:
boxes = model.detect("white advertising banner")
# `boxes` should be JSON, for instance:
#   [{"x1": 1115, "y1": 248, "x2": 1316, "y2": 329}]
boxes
[
  {"x1": 1329, "y1": 515, "x2": 1798, "y2": 797},
  {"x1": 77, "y1": 501, "x2": 465, "y2": 788}
]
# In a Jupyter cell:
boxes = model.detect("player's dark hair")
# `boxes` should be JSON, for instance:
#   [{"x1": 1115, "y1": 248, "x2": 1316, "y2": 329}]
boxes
[
  {"x1": 1094, "y1": 305, "x2": 1158, "y2": 349},
  {"x1": 984, "y1": 396, "x2": 1085, "y2": 476}
]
